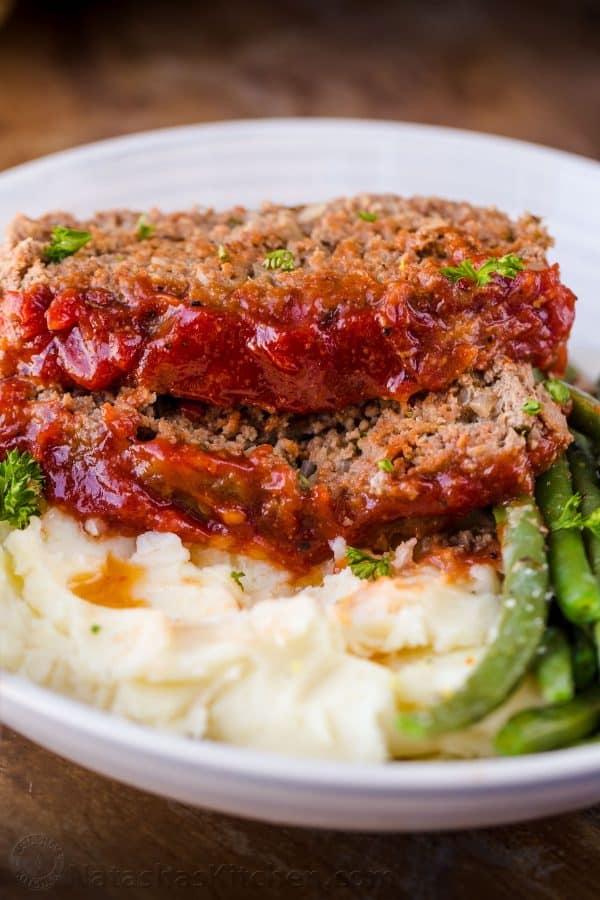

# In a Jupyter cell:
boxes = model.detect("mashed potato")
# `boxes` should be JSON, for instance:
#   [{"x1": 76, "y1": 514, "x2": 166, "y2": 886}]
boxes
[{"x1": 0, "y1": 509, "x2": 539, "y2": 761}]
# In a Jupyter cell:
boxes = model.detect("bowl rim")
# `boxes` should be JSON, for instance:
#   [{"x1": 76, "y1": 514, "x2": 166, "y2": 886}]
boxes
[
  {"x1": 1, "y1": 117, "x2": 598, "y2": 191},
  {"x1": 3, "y1": 671, "x2": 600, "y2": 791}
]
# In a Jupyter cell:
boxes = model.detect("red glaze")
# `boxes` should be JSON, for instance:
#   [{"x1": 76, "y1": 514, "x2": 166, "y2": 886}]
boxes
[
  {"x1": 0, "y1": 378, "x2": 337, "y2": 569},
  {"x1": 0, "y1": 263, "x2": 575, "y2": 412},
  {"x1": 0, "y1": 376, "x2": 565, "y2": 572}
]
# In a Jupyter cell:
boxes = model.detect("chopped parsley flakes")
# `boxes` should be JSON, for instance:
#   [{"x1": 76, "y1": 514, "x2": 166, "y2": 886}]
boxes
[
  {"x1": 522, "y1": 398, "x2": 542, "y2": 416},
  {"x1": 441, "y1": 254, "x2": 524, "y2": 288},
  {"x1": 43, "y1": 226, "x2": 92, "y2": 263},
  {"x1": 545, "y1": 379, "x2": 571, "y2": 406},
  {"x1": 135, "y1": 215, "x2": 155, "y2": 241},
  {"x1": 346, "y1": 546, "x2": 392, "y2": 580},
  {"x1": 297, "y1": 471, "x2": 311, "y2": 491},
  {"x1": 263, "y1": 249, "x2": 296, "y2": 271},
  {"x1": 230, "y1": 570, "x2": 246, "y2": 591},
  {"x1": 553, "y1": 493, "x2": 600, "y2": 538}
]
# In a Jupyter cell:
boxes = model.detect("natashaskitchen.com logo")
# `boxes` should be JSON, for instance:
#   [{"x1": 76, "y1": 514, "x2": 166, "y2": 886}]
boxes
[
  {"x1": 8, "y1": 834, "x2": 394, "y2": 892},
  {"x1": 10, "y1": 833, "x2": 65, "y2": 891}
]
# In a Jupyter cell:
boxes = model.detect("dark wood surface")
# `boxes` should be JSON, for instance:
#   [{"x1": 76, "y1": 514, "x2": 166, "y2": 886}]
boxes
[
  {"x1": 2, "y1": 727, "x2": 600, "y2": 900},
  {"x1": 0, "y1": 0, "x2": 598, "y2": 171},
  {"x1": 1, "y1": 1, "x2": 599, "y2": 897}
]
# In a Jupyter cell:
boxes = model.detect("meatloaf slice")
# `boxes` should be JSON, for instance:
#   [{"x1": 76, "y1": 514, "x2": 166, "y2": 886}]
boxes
[
  {"x1": 0, "y1": 362, "x2": 569, "y2": 570},
  {"x1": 0, "y1": 196, "x2": 575, "y2": 413}
]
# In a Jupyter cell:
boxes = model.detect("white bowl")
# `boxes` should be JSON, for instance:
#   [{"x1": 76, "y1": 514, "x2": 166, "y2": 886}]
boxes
[{"x1": 1, "y1": 119, "x2": 599, "y2": 831}]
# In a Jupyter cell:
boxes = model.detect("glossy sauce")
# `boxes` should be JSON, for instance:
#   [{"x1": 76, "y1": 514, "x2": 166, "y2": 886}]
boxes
[
  {"x1": 0, "y1": 263, "x2": 575, "y2": 412},
  {"x1": 0, "y1": 375, "x2": 563, "y2": 573},
  {"x1": 0, "y1": 256, "x2": 576, "y2": 570}
]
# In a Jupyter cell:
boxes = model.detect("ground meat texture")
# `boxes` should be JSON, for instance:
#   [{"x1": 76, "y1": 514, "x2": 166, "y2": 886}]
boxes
[
  {"x1": 0, "y1": 196, "x2": 575, "y2": 413},
  {"x1": 0, "y1": 362, "x2": 570, "y2": 571}
]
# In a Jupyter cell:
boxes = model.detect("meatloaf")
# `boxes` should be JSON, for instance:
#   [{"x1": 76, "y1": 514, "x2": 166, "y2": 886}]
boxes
[
  {"x1": 0, "y1": 362, "x2": 569, "y2": 570},
  {"x1": 0, "y1": 196, "x2": 575, "y2": 570},
  {"x1": 0, "y1": 196, "x2": 575, "y2": 413}
]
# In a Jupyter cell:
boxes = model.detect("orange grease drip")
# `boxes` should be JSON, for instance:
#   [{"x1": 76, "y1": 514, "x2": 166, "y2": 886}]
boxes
[{"x1": 69, "y1": 553, "x2": 146, "y2": 608}]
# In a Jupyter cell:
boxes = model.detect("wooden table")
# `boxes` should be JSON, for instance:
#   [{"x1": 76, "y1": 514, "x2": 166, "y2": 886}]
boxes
[
  {"x1": 1, "y1": 725, "x2": 600, "y2": 900},
  {"x1": 0, "y1": 0, "x2": 598, "y2": 170},
  {"x1": 1, "y1": 1, "x2": 599, "y2": 897}
]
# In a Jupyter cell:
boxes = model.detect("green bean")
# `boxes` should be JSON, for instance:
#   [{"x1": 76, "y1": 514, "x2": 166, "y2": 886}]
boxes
[
  {"x1": 576, "y1": 732, "x2": 600, "y2": 746},
  {"x1": 568, "y1": 432, "x2": 600, "y2": 578},
  {"x1": 397, "y1": 497, "x2": 548, "y2": 738},
  {"x1": 534, "y1": 627, "x2": 575, "y2": 704},
  {"x1": 495, "y1": 688, "x2": 600, "y2": 755},
  {"x1": 567, "y1": 383, "x2": 600, "y2": 444},
  {"x1": 572, "y1": 628, "x2": 598, "y2": 690},
  {"x1": 536, "y1": 456, "x2": 600, "y2": 625}
]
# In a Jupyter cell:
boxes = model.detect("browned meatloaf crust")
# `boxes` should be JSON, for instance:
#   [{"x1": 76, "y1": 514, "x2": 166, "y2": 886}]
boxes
[
  {"x1": 0, "y1": 195, "x2": 575, "y2": 413},
  {"x1": 0, "y1": 361, "x2": 570, "y2": 568},
  {"x1": 0, "y1": 196, "x2": 553, "y2": 294}
]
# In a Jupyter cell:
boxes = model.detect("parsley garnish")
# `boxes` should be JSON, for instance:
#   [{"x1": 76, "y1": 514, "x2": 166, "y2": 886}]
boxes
[
  {"x1": 90, "y1": 624, "x2": 102, "y2": 634},
  {"x1": 135, "y1": 215, "x2": 155, "y2": 241},
  {"x1": 346, "y1": 546, "x2": 392, "y2": 580},
  {"x1": 377, "y1": 459, "x2": 394, "y2": 473},
  {"x1": 586, "y1": 509, "x2": 600, "y2": 538},
  {"x1": 230, "y1": 570, "x2": 246, "y2": 591},
  {"x1": 217, "y1": 244, "x2": 230, "y2": 262},
  {"x1": 522, "y1": 398, "x2": 542, "y2": 416},
  {"x1": 263, "y1": 249, "x2": 296, "y2": 272},
  {"x1": 297, "y1": 471, "x2": 311, "y2": 491},
  {"x1": 553, "y1": 493, "x2": 600, "y2": 538},
  {"x1": 358, "y1": 210, "x2": 377, "y2": 222},
  {"x1": 545, "y1": 379, "x2": 571, "y2": 406},
  {"x1": 0, "y1": 449, "x2": 45, "y2": 529},
  {"x1": 441, "y1": 254, "x2": 524, "y2": 287},
  {"x1": 43, "y1": 226, "x2": 92, "y2": 263}
]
